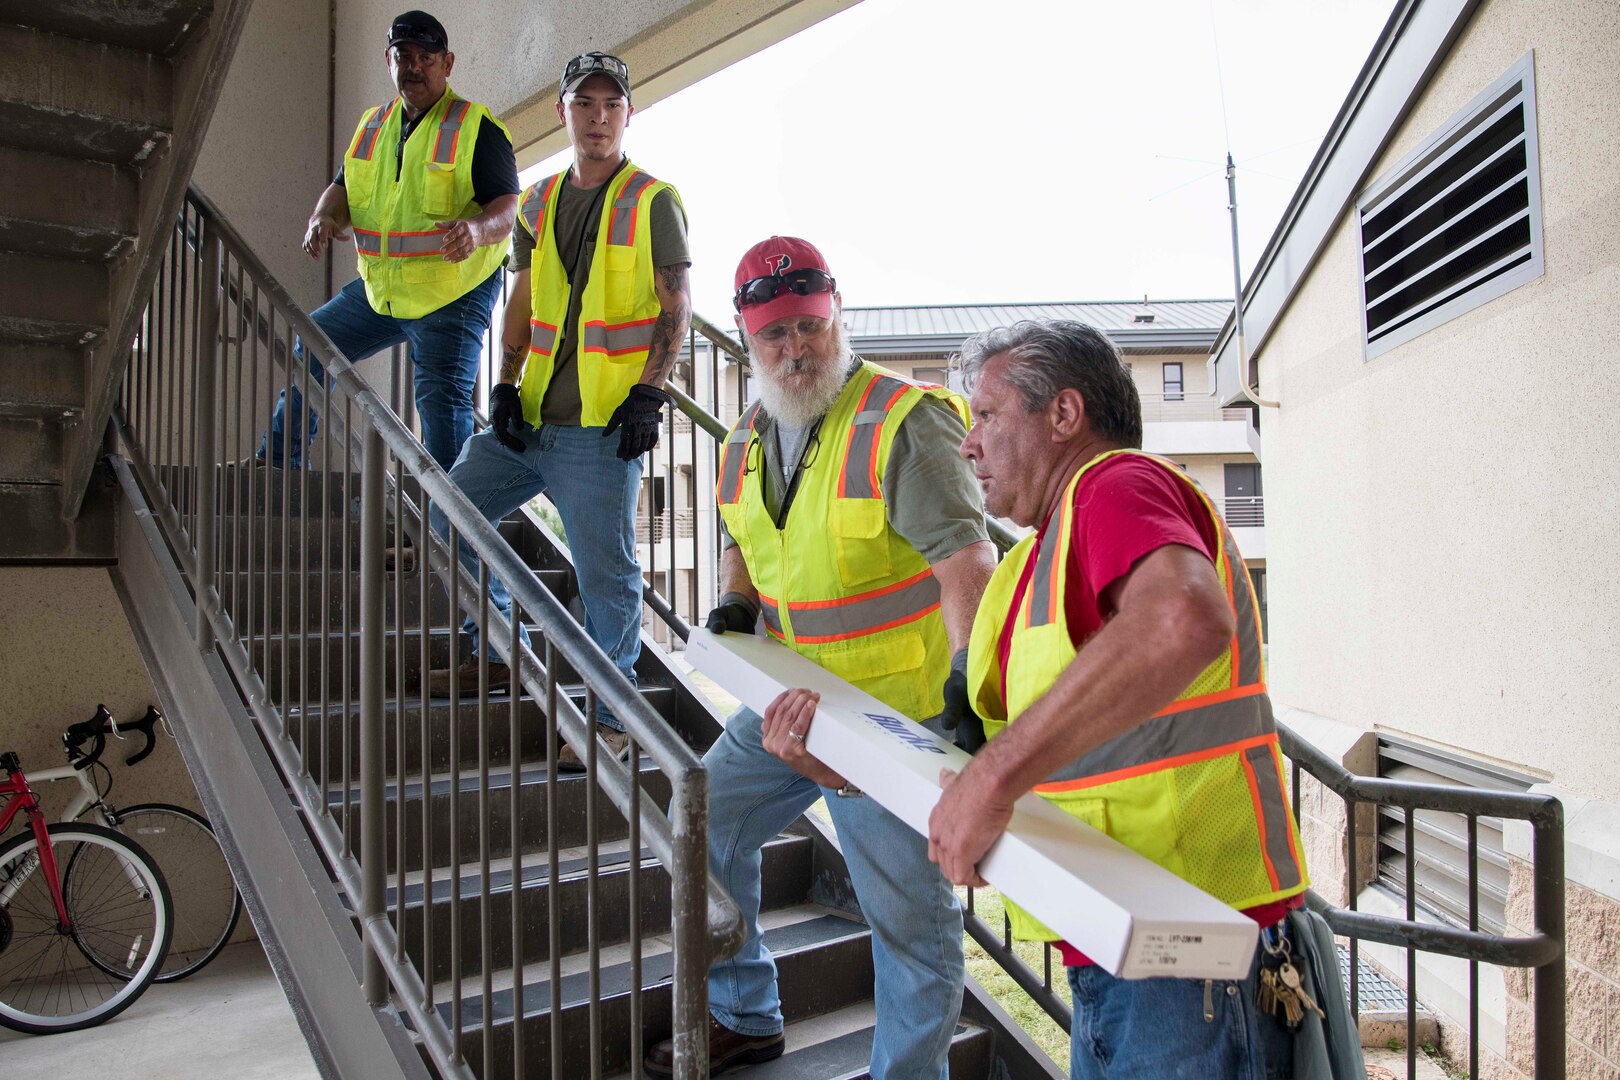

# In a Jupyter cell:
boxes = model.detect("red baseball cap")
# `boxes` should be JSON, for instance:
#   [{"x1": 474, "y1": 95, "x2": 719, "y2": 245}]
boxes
[{"x1": 733, "y1": 236, "x2": 837, "y2": 336}]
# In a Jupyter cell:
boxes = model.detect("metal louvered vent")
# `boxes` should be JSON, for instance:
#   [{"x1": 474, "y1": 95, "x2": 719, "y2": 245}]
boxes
[
  {"x1": 1358, "y1": 51, "x2": 1543, "y2": 359},
  {"x1": 1375, "y1": 736, "x2": 1536, "y2": 935}
]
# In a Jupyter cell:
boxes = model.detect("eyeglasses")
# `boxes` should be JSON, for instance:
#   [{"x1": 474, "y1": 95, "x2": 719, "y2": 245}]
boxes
[
  {"x1": 563, "y1": 52, "x2": 630, "y2": 87},
  {"x1": 733, "y1": 268, "x2": 837, "y2": 311}
]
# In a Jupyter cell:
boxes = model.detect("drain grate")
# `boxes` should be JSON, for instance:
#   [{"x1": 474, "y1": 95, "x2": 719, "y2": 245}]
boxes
[{"x1": 1338, "y1": 945, "x2": 1421, "y2": 1012}]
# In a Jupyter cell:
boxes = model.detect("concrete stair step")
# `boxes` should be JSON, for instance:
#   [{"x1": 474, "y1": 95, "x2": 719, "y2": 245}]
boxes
[
  {"x1": 0, "y1": 251, "x2": 108, "y2": 346},
  {"x1": 289, "y1": 684, "x2": 677, "y2": 782},
  {"x1": 382, "y1": 834, "x2": 813, "y2": 984},
  {"x1": 0, "y1": 343, "x2": 85, "y2": 412},
  {"x1": 0, "y1": 24, "x2": 172, "y2": 166},
  {"x1": 328, "y1": 758, "x2": 676, "y2": 875},
  {"x1": 450, "y1": 906, "x2": 875, "y2": 1080},
  {"x1": 0, "y1": 146, "x2": 137, "y2": 260},
  {"x1": 0, "y1": 0, "x2": 214, "y2": 57},
  {"x1": 0, "y1": 413, "x2": 65, "y2": 483},
  {"x1": 719, "y1": 1001, "x2": 996, "y2": 1079},
  {"x1": 215, "y1": 567, "x2": 453, "y2": 633}
]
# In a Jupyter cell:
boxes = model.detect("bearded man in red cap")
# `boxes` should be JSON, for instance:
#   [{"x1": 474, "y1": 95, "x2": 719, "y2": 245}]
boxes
[{"x1": 644, "y1": 238, "x2": 997, "y2": 1079}]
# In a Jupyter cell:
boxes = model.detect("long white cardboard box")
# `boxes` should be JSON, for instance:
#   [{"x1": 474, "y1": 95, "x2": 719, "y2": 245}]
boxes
[{"x1": 688, "y1": 628, "x2": 1258, "y2": 979}]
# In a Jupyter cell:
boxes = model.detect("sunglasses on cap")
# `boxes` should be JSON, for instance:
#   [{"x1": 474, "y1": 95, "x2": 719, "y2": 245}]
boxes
[
  {"x1": 732, "y1": 268, "x2": 837, "y2": 311},
  {"x1": 563, "y1": 52, "x2": 629, "y2": 86}
]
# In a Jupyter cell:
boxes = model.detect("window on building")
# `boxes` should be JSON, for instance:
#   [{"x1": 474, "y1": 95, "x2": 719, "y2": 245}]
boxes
[
  {"x1": 1162, "y1": 362, "x2": 1183, "y2": 401},
  {"x1": 1357, "y1": 51, "x2": 1544, "y2": 360},
  {"x1": 1375, "y1": 736, "x2": 1535, "y2": 935},
  {"x1": 1223, "y1": 463, "x2": 1263, "y2": 527}
]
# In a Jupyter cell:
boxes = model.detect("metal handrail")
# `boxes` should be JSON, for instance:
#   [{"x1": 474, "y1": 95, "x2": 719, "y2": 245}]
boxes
[{"x1": 115, "y1": 185, "x2": 743, "y2": 1080}]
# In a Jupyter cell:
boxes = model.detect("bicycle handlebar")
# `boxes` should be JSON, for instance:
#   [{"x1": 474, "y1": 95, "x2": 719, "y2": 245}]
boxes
[{"x1": 62, "y1": 704, "x2": 163, "y2": 770}]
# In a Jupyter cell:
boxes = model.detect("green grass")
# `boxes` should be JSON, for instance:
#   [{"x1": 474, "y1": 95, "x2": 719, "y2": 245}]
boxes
[{"x1": 959, "y1": 886, "x2": 1072, "y2": 1074}]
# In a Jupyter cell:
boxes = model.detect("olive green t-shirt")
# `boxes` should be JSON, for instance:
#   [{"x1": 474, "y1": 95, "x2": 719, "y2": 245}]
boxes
[
  {"x1": 719, "y1": 367, "x2": 989, "y2": 564},
  {"x1": 510, "y1": 172, "x2": 689, "y2": 426}
]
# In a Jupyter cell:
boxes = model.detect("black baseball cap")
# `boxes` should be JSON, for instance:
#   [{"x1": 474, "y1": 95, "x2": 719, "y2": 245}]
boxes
[
  {"x1": 561, "y1": 52, "x2": 631, "y2": 102},
  {"x1": 387, "y1": 10, "x2": 448, "y2": 52}
]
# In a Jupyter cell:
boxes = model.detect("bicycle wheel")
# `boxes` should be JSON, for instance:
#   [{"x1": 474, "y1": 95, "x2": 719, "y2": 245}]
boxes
[
  {"x1": 108, "y1": 804, "x2": 241, "y2": 981},
  {"x1": 0, "y1": 822, "x2": 172, "y2": 1034}
]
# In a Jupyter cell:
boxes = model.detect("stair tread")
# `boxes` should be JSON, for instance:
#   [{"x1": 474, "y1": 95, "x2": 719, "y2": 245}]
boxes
[
  {"x1": 324, "y1": 755, "x2": 662, "y2": 805},
  {"x1": 437, "y1": 905, "x2": 868, "y2": 1028},
  {"x1": 0, "y1": 0, "x2": 212, "y2": 57}
]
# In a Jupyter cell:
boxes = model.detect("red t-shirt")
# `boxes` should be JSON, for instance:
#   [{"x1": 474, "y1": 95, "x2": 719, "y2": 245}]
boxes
[{"x1": 994, "y1": 455, "x2": 1296, "y2": 966}]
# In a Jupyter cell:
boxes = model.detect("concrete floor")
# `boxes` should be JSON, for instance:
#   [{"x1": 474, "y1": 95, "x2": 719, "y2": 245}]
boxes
[{"x1": 0, "y1": 940, "x2": 320, "y2": 1079}]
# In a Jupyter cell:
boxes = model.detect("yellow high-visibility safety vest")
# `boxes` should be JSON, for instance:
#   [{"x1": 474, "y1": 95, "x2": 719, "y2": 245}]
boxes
[
  {"x1": 716, "y1": 361, "x2": 970, "y2": 721},
  {"x1": 966, "y1": 449, "x2": 1307, "y2": 943},
  {"x1": 514, "y1": 160, "x2": 682, "y2": 428},
  {"x1": 343, "y1": 88, "x2": 511, "y2": 320}
]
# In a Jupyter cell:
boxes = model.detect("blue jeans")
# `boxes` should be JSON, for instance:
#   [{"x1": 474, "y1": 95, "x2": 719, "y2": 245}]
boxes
[
  {"x1": 1067, "y1": 940, "x2": 1295, "y2": 1080},
  {"x1": 260, "y1": 270, "x2": 501, "y2": 470},
  {"x1": 429, "y1": 422, "x2": 643, "y2": 731},
  {"x1": 705, "y1": 706, "x2": 964, "y2": 1080}
]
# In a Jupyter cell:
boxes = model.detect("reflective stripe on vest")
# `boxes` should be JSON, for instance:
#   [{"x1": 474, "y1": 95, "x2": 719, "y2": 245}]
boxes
[
  {"x1": 1033, "y1": 459, "x2": 1269, "y2": 786},
  {"x1": 529, "y1": 321, "x2": 559, "y2": 358},
  {"x1": 431, "y1": 99, "x2": 472, "y2": 164},
  {"x1": 757, "y1": 594, "x2": 783, "y2": 637},
  {"x1": 760, "y1": 568, "x2": 942, "y2": 645},
  {"x1": 839, "y1": 376, "x2": 912, "y2": 499},
  {"x1": 352, "y1": 100, "x2": 395, "y2": 161},
  {"x1": 717, "y1": 403, "x2": 762, "y2": 505},
  {"x1": 352, "y1": 229, "x2": 447, "y2": 259},
  {"x1": 519, "y1": 174, "x2": 561, "y2": 241},
  {"x1": 1243, "y1": 741, "x2": 1303, "y2": 892},
  {"x1": 607, "y1": 171, "x2": 659, "y2": 246},
  {"x1": 582, "y1": 317, "x2": 657, "y2": 356}
]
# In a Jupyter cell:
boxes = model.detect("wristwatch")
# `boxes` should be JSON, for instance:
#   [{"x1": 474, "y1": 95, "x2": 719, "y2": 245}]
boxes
[{"x1": 833, "y1": 782, "x2": 863, "y2": 798}]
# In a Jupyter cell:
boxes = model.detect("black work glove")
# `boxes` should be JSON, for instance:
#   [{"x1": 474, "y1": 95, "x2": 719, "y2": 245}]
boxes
[
  {"x1": 603, "y1": 383, "x2": 672, "y2": 461},
  {"x1": 931, "y1": 648, "x2": 985, "y2": 754},
  {"x1": 705, "y1": 592, "x2": 759, "y2": 635},
  {"x1": 489, "y1": 382, "x2": 526, "y2": 453}
]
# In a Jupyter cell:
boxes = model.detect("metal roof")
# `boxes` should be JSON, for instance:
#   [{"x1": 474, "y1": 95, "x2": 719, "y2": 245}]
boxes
[{"x1": 842, "y1": 300, "x2": 1232, "y2": 355}]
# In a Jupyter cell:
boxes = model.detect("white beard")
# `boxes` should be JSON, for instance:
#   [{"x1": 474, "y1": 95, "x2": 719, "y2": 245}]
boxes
[{"x1": 752, "y1": 324, "x2": 854, "y2": 429}]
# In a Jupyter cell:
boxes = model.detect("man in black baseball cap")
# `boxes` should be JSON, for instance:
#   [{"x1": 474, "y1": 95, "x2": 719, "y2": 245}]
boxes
[
  {"x1": 386, "y1": 9, "x2": 448, "y2": 52},
  {"x1": 250, "y1": 8, "x2": 518, "y2": 487},
  {"x1": 560, "y1": 51, "x2": 632, "y2": 102}
]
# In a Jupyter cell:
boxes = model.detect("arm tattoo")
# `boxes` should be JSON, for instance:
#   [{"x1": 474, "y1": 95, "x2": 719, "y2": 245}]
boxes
[
  {"x1": 642, "y1": 265, "x2": 691, "y2": 386},
  {"x1": 498, "y1": 341, "x2": 525, "y2": 385}
]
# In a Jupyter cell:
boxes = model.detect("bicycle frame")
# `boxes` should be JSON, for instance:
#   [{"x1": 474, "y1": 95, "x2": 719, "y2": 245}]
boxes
[{"x1": 0, "y1": 763, "x2": 72, "y2": 930}]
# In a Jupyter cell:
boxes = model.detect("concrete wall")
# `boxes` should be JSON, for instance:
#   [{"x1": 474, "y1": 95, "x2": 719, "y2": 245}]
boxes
[
  {"x1": 193, "y1": 0, "x2": 332, "y2": 311},
  {"x1": 0, "y1": 568, "x2": 198, "y2": 823},
  {"x1": 1258, "y1": 0, "x2": 1620, "y2": 805}
]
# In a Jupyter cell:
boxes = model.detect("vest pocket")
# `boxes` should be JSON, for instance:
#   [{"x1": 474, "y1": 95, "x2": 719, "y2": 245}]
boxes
[
  {"x1": 829, "y1": 498, "x2": 891, "y2": 589},
  {"x1": 820, "y1": 628, "x2": 926, "y2": 716},
  {"x1": 420, "y1": 162, "x2": 461, "y2": 219},
  {"x1": 346, "y1": 158, "x2": 376, "y2": 211},
  {"x1": 399, "y1": 256, "x2": 457, "y2": 285},
  {"x1": 602, "y1": 245, "x2": 639, "y2": 318}
]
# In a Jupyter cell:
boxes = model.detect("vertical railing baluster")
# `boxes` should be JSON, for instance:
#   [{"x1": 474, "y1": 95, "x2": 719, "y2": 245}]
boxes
[
  {"x1": 342, "y1": 395, "x2": 356, "y2": 855},
  {"x1": 1347, "y1": 794, "x2": 1359, "y2": 1018},
  {"x1": 478, "y1": 568, "x2": 494, "y2": 1073},
  {"x1": 1467, "y1": 813, "x2": 1479, "y2": 1080},
  {"x1": 628, "y1": 730, "x2": 642, "y2": 1075},
  {"x1": 671, "y1": 764, "x2": 709, "y2": 1080},
  {"x1": 510, "y1": 598, "x2": 525, "y2": 1079},
  {"x1": 547, "y1": 638, "x2": 562, "y2": 1078},
  {"x1": 360, "y1": 418, "x2": 387, "y2": 1004},
  {"x1": 394, "y1": 454, "x2": 408, "y2": 952},
  {"x1": 449, "y1": 529, "x2": 464, "y2": 1062},
  {"x1": 1404, "y1": 805, "x2": 1416, "y2": 1080},
  {"x1": 195, "y1": 222, "x2": 220, "y2": 651},
  {"x1": 587, "y1": 689, "x2": 601, "y2": 1079}
]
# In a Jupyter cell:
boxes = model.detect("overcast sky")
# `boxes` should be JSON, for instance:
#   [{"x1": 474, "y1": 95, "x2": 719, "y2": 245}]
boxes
[{"x1": 527, "y1": 0, "x2": 1396, "y2": 320}]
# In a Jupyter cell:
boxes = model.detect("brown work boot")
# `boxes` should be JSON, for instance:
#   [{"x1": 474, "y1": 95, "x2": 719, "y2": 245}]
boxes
[
  {"x1": 643, "y1": 1015, "x2": 784, "y2": 1077},
  {"x1": 425, "y1": 657, "x2": 511, "y2": 697},
  {"x1": 384, "y1": 543, "x2": 415, "y2": 573},
  {"x1": 554, "y1": 724, "x2": 631, "y2": 773}
]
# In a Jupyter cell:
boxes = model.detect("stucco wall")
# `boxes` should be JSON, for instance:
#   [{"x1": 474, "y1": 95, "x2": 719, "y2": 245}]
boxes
[
  {"x1": 193, "y1": 0, "x2": 332, "y2": 311},
  {"x1": 0, "y1": 568, "x2": 199, "y2": 822},
  {"x1": 1258, "y1": 0, "x2": 1620, "y2": 802}
]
